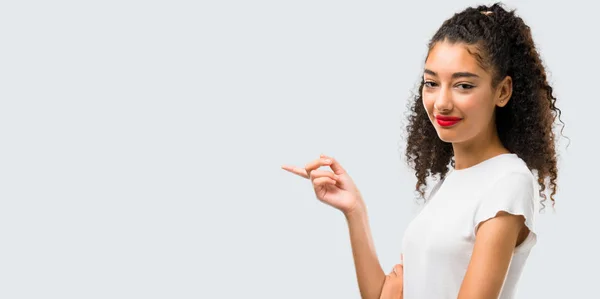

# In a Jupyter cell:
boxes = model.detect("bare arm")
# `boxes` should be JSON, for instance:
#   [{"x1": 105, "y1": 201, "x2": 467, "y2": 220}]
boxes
[
  {"x1": 281, "y1": 155, "x2": 387, "y2": 298},
  {"x1": 457, "y1": 211, "x2": 527, "y2": 299},
  {"x1": 345, "y1": 203, "x2": 386, "y2": 299}
]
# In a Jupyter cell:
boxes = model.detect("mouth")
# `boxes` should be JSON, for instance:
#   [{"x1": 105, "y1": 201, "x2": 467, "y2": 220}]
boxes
[{"x1": 435, "y1": 115, "x2": 462, "y2": 127}]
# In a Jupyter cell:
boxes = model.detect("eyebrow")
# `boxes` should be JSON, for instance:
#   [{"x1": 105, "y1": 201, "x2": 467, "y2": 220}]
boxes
[{"x1": 424, "y1": 69, "x2": 480, "y2": 79}]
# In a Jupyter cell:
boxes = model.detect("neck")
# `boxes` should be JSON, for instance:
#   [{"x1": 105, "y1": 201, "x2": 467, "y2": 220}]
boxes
[{"x1": 451, "y1": 127, "x2": 510, "y2": 170}]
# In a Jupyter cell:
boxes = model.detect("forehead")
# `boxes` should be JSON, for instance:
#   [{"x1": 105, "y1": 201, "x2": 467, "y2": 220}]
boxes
[{"x1": 424, "y1": 41, "x2": 488, "y2": 77}]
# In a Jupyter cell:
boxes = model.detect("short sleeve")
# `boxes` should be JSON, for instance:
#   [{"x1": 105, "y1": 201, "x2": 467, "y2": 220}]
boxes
[{"x1": 472, "y1": 172, "x2": 536, "y2": 246}]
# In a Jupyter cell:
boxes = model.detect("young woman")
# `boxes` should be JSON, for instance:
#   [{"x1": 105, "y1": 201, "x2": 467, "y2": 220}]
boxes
[{"x1": 281, "y1": 3, "x2": 564, "y2": 299}]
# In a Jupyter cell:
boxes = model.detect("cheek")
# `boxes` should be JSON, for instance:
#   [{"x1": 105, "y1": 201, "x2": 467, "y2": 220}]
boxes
[
  {"x1": 454, "y1": 94, "x2": 493, "y2": 122},
  {"x1": 422, "y1": 93, "x2": 434, "y2": 114},
  {"x1": 454, "y1": 97, "x2": 479, "y2": 113}
]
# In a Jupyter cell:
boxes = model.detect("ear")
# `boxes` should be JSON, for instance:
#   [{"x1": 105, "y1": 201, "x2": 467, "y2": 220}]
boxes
[{"x1": 495, "y1": 76, "x2": 512, "y2": 108}]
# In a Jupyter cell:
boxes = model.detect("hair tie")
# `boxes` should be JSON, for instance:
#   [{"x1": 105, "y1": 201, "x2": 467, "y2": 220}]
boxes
[{"x1": 481, "y1": 10, "x2": 493, "y2": 16}]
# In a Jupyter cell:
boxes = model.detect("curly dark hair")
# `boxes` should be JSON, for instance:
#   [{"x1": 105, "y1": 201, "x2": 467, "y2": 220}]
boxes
[{"x1": 404, "y1": 2, "x2": 566, "y2": 211}]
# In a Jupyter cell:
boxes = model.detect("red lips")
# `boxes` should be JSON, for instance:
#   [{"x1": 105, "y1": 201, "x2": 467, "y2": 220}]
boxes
[
  {"x1": 435, "y1": 115, "x2": 462, "y2": 121},
  {"x1": 435, "y1": 115, "x2": 462, "y2": 127}
]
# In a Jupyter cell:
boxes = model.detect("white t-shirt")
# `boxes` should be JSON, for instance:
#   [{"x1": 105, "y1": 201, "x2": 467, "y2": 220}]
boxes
[{"x1": 401, "y1": 153, "x2": 538, "y2": 299}]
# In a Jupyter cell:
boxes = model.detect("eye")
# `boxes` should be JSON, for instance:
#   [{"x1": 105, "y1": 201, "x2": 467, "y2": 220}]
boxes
[
  {"x1": 424, "y1": 81, "x2": 438, "y2": 88},
  {"x1": 456, "y1": 83, "x2": 475, "y2": 90}
]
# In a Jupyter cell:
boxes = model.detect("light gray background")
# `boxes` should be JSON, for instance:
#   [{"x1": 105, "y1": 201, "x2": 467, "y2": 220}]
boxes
[{"x1": 0, "y1": 0, "x2": 596, "y2": 298}]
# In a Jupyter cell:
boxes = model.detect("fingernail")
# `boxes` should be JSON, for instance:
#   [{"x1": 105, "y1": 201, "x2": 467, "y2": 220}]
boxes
[{"x1": 324, "y1": 159, "x2": 331, "y2": 163}]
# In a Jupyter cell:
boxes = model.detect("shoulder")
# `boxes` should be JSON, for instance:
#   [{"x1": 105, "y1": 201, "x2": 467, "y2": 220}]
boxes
[
  {"x1": 482, "y1": 154, "x2": 536, "y2": 206},
  {"x1": 486, "y1": 154, "x2": 535, "y2": 189},
  {"x1": 489, "y1": 172, "x2": 535, "y2": 199},
  {"x1": 473, "y1": 157, "x2": 537, "y2": 240}
]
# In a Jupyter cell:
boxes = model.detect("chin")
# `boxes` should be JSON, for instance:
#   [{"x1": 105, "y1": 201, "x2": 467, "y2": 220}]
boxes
[
  {"x1": 435, "y1": 130, "x2": 463, "y2": 144},
  {"x1": 437, "y1": 134, "x2": 455, "y2": 143}
]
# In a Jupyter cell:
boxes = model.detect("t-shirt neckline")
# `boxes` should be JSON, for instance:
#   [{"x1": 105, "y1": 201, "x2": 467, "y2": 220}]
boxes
[{"x1": 450, "y1": 153, "x2": 516, "y2": 174}]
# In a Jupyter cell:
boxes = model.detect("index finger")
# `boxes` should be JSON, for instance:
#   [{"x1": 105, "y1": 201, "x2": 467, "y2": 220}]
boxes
[
  {"x1": 304, "y1": 157, "x2": 333, "y2": 173},
  {"x1": 319, "y1": 154, "x2": 346, "y2": 175}
]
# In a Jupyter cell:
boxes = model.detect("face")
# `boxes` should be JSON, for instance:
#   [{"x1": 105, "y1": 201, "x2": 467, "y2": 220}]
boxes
[{"x1": 422, "y1": 41, "x2": 511, "y2": 144}]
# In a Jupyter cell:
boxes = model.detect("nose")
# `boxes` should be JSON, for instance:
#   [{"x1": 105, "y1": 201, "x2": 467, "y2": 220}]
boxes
[{"x1": 433, "y1": 86, "x2": 453, "y2": 113}]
